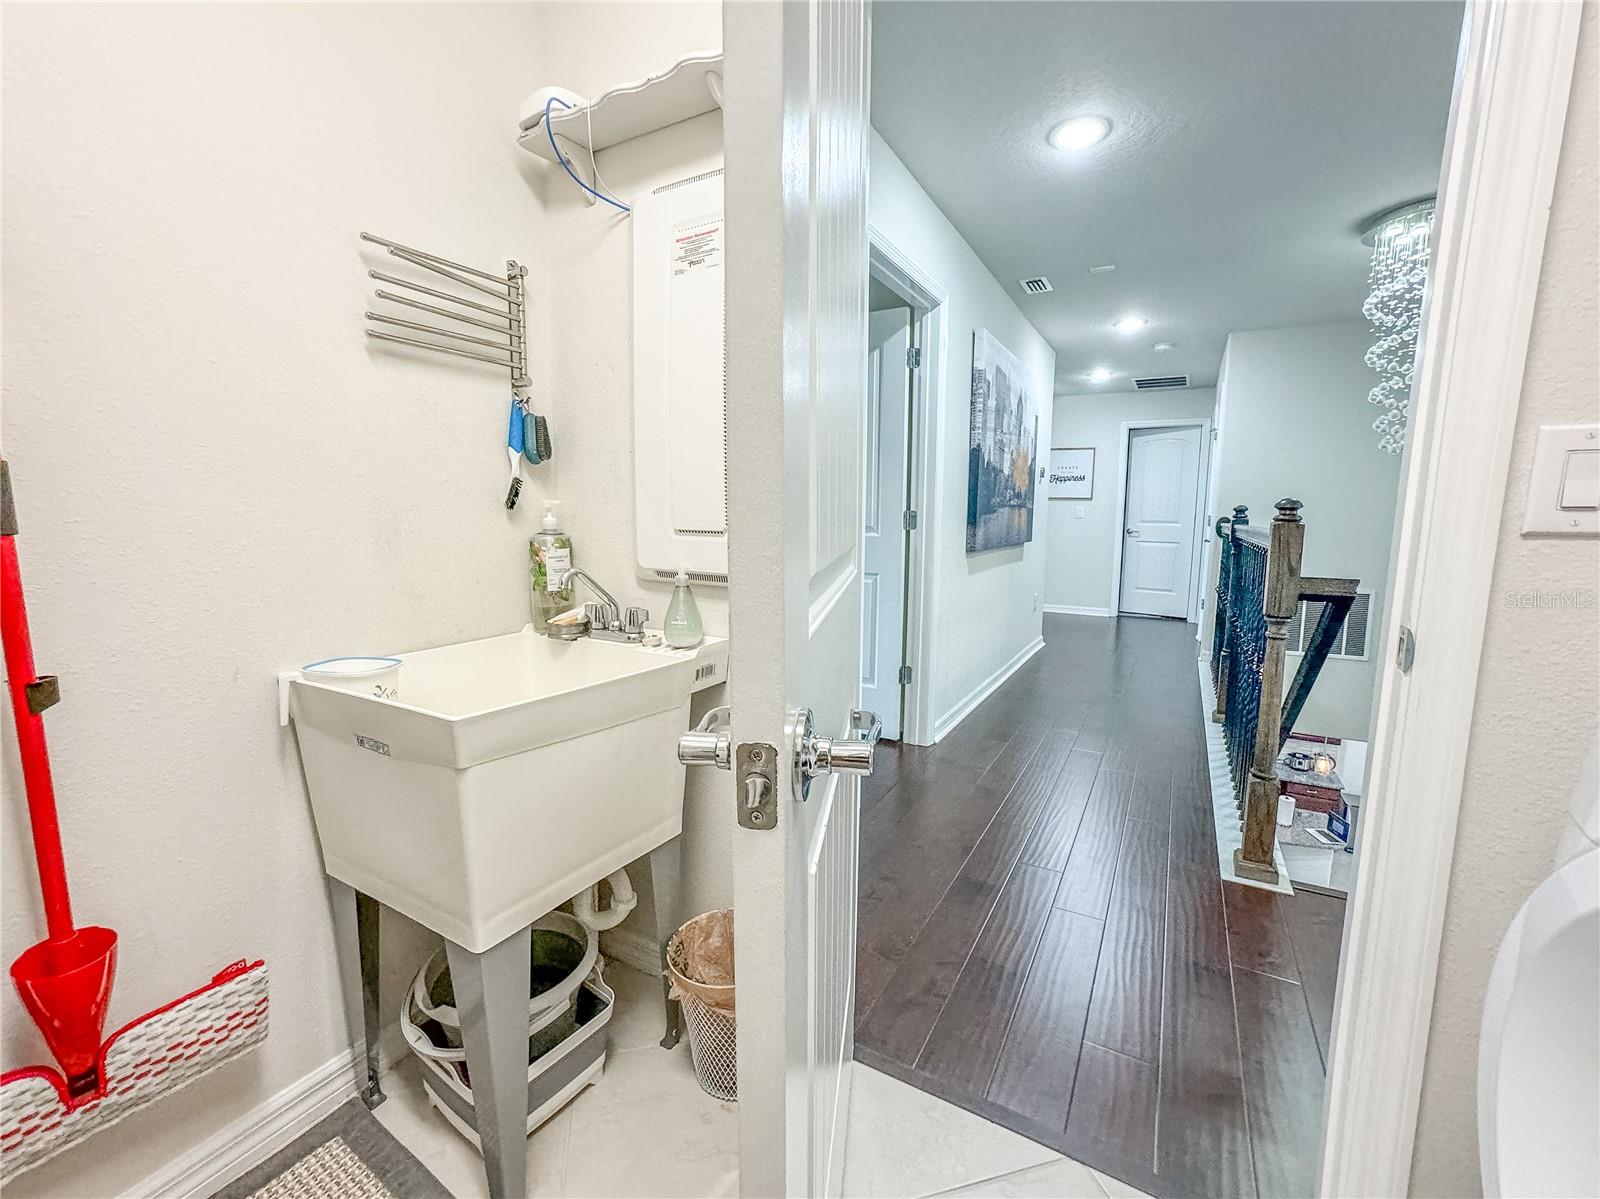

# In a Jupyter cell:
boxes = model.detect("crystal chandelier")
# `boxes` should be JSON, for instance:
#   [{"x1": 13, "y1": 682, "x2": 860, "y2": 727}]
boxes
[{"x1": 1362, "y1": 198, "x2": 1436, "y2": 454}]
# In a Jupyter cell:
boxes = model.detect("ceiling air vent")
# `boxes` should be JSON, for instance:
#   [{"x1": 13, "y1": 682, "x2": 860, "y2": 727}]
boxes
[
  {"x1": 1133, "y1": 374, "x2": 1190, "y2": 390},
  {"x1": 1018, "y1": 276, "x2": 1053, "y2": 295}
]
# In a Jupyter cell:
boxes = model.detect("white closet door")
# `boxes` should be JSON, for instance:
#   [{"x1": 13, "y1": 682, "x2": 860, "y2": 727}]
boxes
[
  {"x1": 724, "y1": 1, "x2": 871, "y2": 1196},
  {"x1": 1119, "y1": 424, "x2": 1203, "y2": 618}
]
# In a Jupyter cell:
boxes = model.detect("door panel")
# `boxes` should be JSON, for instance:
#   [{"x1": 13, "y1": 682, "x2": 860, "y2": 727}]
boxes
[
  {"x1": 724, "y1": 1, "x2": 870, "y2": 1196},
  {"x1": 807, "y1": 773, "x2": 857, "y2": 1199},
  {"x1": 1119, "y1": 425, "x2": 1203, "y2": 618},
  {"x1": 862, "y1": 309, "x2": 910, "y2": 740}
]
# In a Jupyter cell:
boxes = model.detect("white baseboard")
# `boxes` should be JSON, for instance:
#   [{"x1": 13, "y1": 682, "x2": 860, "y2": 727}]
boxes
[
  {"x1": 600, "y1": 922, "x2": 662, "y2": 976},
  {"x1": 1043, "y1": 604, "x2": 1111, "y2": 617},
  {"x1": 1195, "y1": 658, "x2": 1292, "y2": 896},
  {"x1": 124, "y1": 1049, "x2": 359, "y2": 1199},
  {"x1": 932, "y1": 637, "x2": 1045, "y2": 742}
]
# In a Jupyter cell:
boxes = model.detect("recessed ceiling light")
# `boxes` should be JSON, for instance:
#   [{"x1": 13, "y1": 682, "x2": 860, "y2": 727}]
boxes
[
  {"x1": 1087, "y1": 263, "x2": 1116, "y2": 275},
  {"x1": 1113, "y1": 315, "x2": 1148, "y2": 334},
  {"x1": 1152, "y1": 341, "x2": 1176, "y2": 352},
  {"x1": 1087, "y1": 367, "x2": 1114, "y2": 383},
  {"x1": 1050, "y1": 115, "x2": 1112, "y2": 151}
]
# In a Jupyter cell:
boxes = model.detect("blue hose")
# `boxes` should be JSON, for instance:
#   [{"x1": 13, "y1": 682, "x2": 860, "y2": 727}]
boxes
[{"x1": 544, "y1": 96, "x2": 630, "y2": 215}]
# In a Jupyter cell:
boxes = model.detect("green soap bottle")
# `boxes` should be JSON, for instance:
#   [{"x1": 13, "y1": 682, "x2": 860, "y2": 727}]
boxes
[
  {"x1": 663, "y1": 568, "x2": 704, "y2": 649},
  {"x1": 530, "y1": 502, "x2": 575, "y2": 633}
]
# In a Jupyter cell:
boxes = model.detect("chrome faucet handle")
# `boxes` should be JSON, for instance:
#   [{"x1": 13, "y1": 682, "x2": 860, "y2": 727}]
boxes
[
  {"x1": 679, "y1": 704, "x2": 732, "y2": 769},
  {"x1": 624, "y1": 607, "x2": 649, "y2": 636}
]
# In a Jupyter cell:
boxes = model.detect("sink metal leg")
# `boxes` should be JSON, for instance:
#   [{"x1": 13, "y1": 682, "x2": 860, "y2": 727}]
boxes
[
  {"x1": 328, "y1": 878, "x2": 384, "y2": 1109},
  {"x1": 447, "y1": 929, "x2": 531, "y2": 1199},
  {"x1": 658, "y1": 936, "x2": 682, "y2": 1050},
  {"x1": 647, "y1": 838, "x2": 684, "y2": 1049}
]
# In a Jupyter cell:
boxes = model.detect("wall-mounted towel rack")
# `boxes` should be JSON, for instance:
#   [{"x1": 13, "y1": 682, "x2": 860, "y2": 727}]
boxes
[{"x1": 360, "y1": 232, "x2": 530, "y2": 392}]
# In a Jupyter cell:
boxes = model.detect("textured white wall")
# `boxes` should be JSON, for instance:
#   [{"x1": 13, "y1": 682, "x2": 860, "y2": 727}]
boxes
[
  {"x1": 1205, "y1": 322, "x2": 1405, "y2": 741},
  {"x1": 1044, "y1": 388, "x2": 1217, "y2": 614},
  {"x1": 868, "y1": 132, "x2": 1056, "y2": 732},
  {"x1": 1410, "y1": 8, "x2": 1600, "y2": 1193},
  {"x1": 0, "y1": 5, "x2": 552, "y2": 1195},
  {"x1": 535, "y1": 0, "x2": 729, "y2": 937}
]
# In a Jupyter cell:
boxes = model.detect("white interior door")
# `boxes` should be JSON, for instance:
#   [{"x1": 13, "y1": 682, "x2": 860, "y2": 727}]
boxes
[
  {"x1": 862, "y1": 309, "x2": 910, "y2": 741},
  {"x1": 1119, "y1": 424, "x2": 1203, "y2": 618},
  {"x1": 724, "y1": 2, "x2": 870, "y2": 1197}
]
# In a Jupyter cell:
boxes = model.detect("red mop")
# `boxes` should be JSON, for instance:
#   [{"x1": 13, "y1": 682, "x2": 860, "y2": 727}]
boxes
[{"x1": 0, "y1": 459, "x2": 269, "y2": 1180}]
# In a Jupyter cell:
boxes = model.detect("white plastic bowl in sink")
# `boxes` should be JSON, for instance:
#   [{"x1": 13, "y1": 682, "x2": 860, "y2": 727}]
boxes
[{"x1": 290, "y1": 628, "x2": 726, "y2": 951}]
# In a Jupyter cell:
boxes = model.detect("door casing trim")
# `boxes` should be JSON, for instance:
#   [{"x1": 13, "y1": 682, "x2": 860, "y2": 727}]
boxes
[
  {"x1": 1318, "y1": 2, "x2": 1585, "y2": 1195},
  {"x1": 867, "y1": 226, "x2": 948, "y2": 747}
]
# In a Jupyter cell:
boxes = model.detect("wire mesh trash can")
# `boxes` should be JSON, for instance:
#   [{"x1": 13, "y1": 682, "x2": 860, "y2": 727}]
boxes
[{"x1": 667, "y1": 908, "x2": 736, "y2": 1101}]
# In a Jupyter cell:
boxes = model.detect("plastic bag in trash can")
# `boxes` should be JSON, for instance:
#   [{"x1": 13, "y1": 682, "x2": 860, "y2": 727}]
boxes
[{"x1": 668, "y1": 908, "x2": 735, "y2": 1014}]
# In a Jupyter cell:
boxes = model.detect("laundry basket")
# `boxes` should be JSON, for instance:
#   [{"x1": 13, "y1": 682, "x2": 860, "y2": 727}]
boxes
[
  {"x1": 667, "y1": 908, "x2": 736, "y2": 1101},
  {"x1": 401, "y1": 911, "x2": 610, "y2": 1145}
]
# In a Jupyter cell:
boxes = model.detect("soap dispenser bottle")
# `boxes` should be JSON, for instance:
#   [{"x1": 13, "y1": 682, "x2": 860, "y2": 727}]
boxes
[
  {"x1": 663, "y1": 568, "x2": 704, "y2": 649},
  {"x1": 529, "y1": 502, "x2": 576, "y2": 633}
]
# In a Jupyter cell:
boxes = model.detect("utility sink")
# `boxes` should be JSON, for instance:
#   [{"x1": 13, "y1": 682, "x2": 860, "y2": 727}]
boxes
[{"x1": 289, "y1": 629, "x2": 726, "y2": 952}]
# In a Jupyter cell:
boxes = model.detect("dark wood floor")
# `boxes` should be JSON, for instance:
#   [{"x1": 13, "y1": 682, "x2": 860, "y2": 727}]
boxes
[{"x1": 855, "y1": 615, "x2": 1345, "y2": 1199}]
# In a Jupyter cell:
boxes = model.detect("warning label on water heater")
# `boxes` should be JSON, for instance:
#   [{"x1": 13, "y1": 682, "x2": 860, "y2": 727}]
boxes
[{"x1": 672, "y1": 218, "x2": 723, "y2": 276}]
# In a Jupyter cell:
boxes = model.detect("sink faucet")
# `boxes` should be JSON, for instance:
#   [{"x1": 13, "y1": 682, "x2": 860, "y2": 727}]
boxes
[{"x1": 557, "y1": 569, "x2": 648, "y2": 643}]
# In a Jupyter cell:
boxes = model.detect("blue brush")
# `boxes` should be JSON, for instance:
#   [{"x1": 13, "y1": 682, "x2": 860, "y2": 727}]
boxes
[{"x1": 505, "y1": 398, "x2": 525, "y2": 510}]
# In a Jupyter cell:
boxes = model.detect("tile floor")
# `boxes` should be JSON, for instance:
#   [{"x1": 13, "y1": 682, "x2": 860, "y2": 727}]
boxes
[{"x1": 374, "y1": 961, "x2": 1146, "y2": 1199}]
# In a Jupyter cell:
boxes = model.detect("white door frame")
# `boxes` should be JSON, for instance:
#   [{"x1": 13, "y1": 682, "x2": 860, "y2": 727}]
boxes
[
  {"x1": 867, "y1": 226, "x2": 947, "y2": 747},
  {"x1": 1108, "y1": 418, "x2": 1211, "y2": 622},
  {"x1": 1318, "y1": 2, "x2": 1583, "y2": 1195},
  {"x1": 862, "y1": 310, "x2": 912, "y2": 741}
]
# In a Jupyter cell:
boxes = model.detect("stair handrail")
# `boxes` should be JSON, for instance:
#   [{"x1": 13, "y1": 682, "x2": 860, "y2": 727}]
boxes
[{"x1": 1212, "y1": 498, "x2": 1360, "y2": 885}]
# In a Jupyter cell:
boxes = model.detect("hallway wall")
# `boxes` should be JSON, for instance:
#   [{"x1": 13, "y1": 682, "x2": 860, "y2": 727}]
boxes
[
  {"x1": 1205, "y1": 321, "x2": 1404, "y2": 742},
  {"x1": 868, "y1": 132, "x2": 1056, "y2": 739},
  {"x1": 1044, "y1": 387, "x2": 1216, "y2": 615}
]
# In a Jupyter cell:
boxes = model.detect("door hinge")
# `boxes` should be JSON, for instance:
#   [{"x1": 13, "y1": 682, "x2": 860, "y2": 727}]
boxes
[
  {"x1": 906, "y1": 347, "x2": 922, "y2": 369},
  {"x1": 898, "y1": 665, "x2": 913, "y2": 685},
  {"x1": 1395, "y1": 626, "x2": 1416, "y2": 674},
  {"x1": 902, "y1": 509, "x2": 918, "y2": 531}
]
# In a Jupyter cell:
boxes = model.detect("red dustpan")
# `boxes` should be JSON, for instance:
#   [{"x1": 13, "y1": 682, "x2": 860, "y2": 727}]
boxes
[
  {"x1": 0, "y1": 459, "x2": 268, "y2": 1182},
  {"x1": 0, "y1": 460, "x2": 117, "y2": 1096}
]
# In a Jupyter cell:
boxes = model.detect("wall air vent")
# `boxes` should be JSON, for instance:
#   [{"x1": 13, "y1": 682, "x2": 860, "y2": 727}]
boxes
[
  {"x1": 1285, "y1": 591, "x2": 1374, "y2": 661},
  {"x1": 1018, "y1": 276, "x2": 1053, "y2": 295},
  {"x1": 1132, "y1": 374, "x2": 1190, "y2": 390}
]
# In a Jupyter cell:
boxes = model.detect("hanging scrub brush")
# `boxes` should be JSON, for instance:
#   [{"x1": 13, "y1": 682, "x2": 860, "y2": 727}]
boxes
[{"x1": 505, "y1": 396, "x2": 526, "y2": 510}]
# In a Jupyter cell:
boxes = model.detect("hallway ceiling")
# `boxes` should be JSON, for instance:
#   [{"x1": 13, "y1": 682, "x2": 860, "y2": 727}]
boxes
[{"x1": 870, "y1": 0, "x2": 1464, "y2": 392}]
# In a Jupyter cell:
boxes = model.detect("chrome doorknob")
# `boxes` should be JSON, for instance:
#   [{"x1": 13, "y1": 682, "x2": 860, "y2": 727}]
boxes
[
  {"x1": 793, "y1": 707, "x2": 881, "y2": 800},
  {"x1": 678, "y1": 705, "x2": 731, "y2": 770},
  {"x1": 1125, "y1": 528, "x2": 1139, "y2": 536}
]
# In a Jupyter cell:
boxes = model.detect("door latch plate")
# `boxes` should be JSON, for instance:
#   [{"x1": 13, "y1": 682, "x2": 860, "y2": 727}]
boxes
[{"x1": 736, "y1": 742, "x2": 779, "y2": 830}]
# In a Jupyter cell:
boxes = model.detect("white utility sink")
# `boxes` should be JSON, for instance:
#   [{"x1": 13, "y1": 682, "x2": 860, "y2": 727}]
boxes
[{"x1": 289, "y1": 629, "x2": 726, "y2": 952}]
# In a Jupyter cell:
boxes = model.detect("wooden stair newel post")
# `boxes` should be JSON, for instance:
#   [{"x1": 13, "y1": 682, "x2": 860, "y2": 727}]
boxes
[
  {"x1": 1234, "y1": 498, "x2": 1304, "y2": 886},
  {"x1": 1211, "y1": 504, "x2": 1249, "y2": 723}
]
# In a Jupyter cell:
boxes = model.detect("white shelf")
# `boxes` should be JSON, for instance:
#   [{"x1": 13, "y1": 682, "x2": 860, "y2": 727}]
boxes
[{"x1": 516, "y1": 52, "x2": 723, "y2": 164}]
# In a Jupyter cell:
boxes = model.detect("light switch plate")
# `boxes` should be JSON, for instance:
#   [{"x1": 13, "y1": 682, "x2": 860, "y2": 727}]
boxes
[{"x1": 1523, "y1": 424, "x2": 1599, "y2": 536}]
